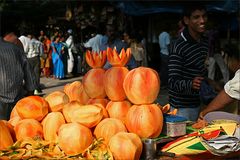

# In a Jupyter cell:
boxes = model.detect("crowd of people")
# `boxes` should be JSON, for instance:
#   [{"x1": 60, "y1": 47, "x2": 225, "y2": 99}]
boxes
[
  {"x1": 0, "y1": 3, "x2": 239, "y2": 123},
  {"x1": 83, "y1": 24, "x2": 148, "y2": 69},
  {"x1": 39, "y1": 24, "x2": 148, "y2": 78},
  {"x1": 0, "y1": 22, "x2": 149, "y2": 120}
]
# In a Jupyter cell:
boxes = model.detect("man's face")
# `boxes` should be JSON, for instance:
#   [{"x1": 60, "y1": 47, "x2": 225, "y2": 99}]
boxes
[
  {"x1": 40, "y1": 30, "x2": 44, "y2": 35},
  {"x1": 123, "y1": 33, "x2": 129, "y2": 42},
  {"x1": 55, "y1": 37, "x2": 60, "y2": 42},
  {"x1": 184, "y1": 9, "x2": 208, "y2": 34},
  {"x1": 106, "y1": 26, "x2": 114, "y2": 37}
]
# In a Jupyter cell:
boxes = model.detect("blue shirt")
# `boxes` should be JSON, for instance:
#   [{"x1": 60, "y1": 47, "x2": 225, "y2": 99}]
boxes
[{"x1": 159, "y1": 31, "x2": 170, "y2": 55}]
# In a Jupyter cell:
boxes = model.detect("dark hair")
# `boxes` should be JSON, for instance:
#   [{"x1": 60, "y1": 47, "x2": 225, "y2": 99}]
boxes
[
  {"x1": 2, "y1": 31, "x2": 14, "y2": 37},
  {"x1": 97, "y1": 23, "x2": 106, "y2": 35},
  {"x1": 1, "y1": 24, "x2": 16, "y2": 37},
  {"x1": 53, "y1": 35, "x2": 60, "y2": 41},
  {"x1": 182, "y1": 3, "x2": 206, "y2": 17}
]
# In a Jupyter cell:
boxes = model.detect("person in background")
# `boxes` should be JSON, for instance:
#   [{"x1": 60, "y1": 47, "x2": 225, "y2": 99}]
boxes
[
  {"x1": 123, "y1": 31, "x2": 131, "y2": 46},
  {"x1": 65, "y1": 29, "x2": 75, "y2": 76},
  {"x1": 19, "y1": 31, "x2": 31, "y2": 54},
  {"x1": 39, "y1": 37, "x2": 46, "y2": 76},
  {"x1": 0, "y1": 31, "x2": 36, "y2": 120},
  {"x1": 42, "y1": 35, "x2": 52, "y2": 77},
  {"x1": 159, "y1": 25, "x2": 171, "y2": 88},
  {"x1": 38, "y1": 30, "x2": 45, "y2": 41},
  {"x1": 51, "y1": 35, "x2": 65, "y2": 79},
  {"x1": 207, "y1": 25, "x2": 229, "y2": 84},
  {"x1": 138, "y1": 29, "x2": 148, "y2": 67},
  {"x1": 100, "y1": 25, "x2": 137, "y2": 69},
  {"x1": 122, "y1": 31, "x2": 138, "y2": 70},
  {"x1": 100, "y1": 25, "x2": 126, "y2": 53},
  {"x1": 60, "y1": 35, "x2": 69, "y2": 76},
  {"x1": 130, "y1": 37, "x2": 144, "y2": 67},
  {"x1": 50, "y1": 29, "x2": 59, "y2": 42},
  {"x1": 84, "y1": 25, "x2": 105, "y2": 53},
  {"x1": 177, "y1": 19, "x2": 185, "y2": 36},
  {"x1": 27, "y1": 33, "x2": 44, "y2": 95},
  {"x1": 199, "y1": 69, "x2": 240, "y2": 121},
  {"x1": 168, "y1": 3, "x2": 208, "y2": 121}
]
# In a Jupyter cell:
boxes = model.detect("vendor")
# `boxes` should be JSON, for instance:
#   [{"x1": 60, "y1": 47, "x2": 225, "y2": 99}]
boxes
[
  {"x1": 0, "y1": 30, "x2": 37, "y2": 120},
  {"x1": 199, "y1": 69, "x2": 240, "y2": 120}
]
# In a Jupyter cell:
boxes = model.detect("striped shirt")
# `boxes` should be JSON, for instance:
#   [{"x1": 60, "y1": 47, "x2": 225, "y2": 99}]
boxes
[
  {"x1": 168, "y1": 28, "x2": 208, "y2": 108},
  {"x1": 0, "y1": 38, "x2": 37, "y2": 103},
  {"x1": 27, "y1": 38, "x2": 44, "y2": 58}
]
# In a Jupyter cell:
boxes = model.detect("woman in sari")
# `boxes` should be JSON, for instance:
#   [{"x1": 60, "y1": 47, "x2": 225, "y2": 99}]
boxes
[
  {"x1": 42, "y1": 35, "x2": 52, "y2": 77},
  {"x1": 51, "y1": 36, "x2": 65, "y2": 79}
]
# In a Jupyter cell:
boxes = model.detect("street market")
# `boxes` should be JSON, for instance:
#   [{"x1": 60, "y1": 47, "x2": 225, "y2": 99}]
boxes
[{"x1": 0, "y1": 0, "x2": 239, "y2": 159}]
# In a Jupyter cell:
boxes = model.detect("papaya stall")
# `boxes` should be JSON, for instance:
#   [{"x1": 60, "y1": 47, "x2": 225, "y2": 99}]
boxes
[{"x1": 0, "y1": 48, "x2": 239, "y2": 159}]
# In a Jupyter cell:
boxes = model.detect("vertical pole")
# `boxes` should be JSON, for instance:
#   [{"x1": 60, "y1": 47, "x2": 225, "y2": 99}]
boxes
[
  {"x1": 227, "y1": 21, "x2": 230, "y2": 43},
  {"x1": 0, "y1": 8, "x2": 2, "y2": 36},
  {"x1": 0, "y1": 1, "x2": 4, "y2": 36},
  {"x1": 0, "y1": 12, "x2": 1, "y2": 36}
]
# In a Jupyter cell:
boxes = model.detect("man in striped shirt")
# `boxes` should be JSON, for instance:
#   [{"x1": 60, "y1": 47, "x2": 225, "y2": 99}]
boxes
[
  {"x1": 168, "y1": 4, "x2": 208, "y2": 121},
  {"x1": 0, "y1": 32, "x2": 37, "y2": 120}
]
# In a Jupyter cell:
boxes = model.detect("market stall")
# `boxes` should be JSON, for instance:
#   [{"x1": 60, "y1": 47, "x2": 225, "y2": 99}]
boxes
[{"x1": 0, "y1": 48, "x2": 239, "y2": 160}]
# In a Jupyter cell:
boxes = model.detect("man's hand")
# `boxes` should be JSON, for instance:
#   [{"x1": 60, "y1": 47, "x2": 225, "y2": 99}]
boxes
[
  {"x1": 192, "y1": 76, "x2": 204, "y2": 90},
  {"x1": 192, "y1": 118, "x2": 208, "y2": 129},
  {"x1": 198, "y1": 111, "x2": 204, "y2": 120}
]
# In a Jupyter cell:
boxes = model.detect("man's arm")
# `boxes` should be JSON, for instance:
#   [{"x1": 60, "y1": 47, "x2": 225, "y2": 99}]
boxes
[
  {"x1": 199, "y1": 89, "x2": 235, "y2": 119},
  {"x1": 83, "y1": 36, "x2": 95, "y2": 49},
  {"x1": 199, "y1": 69, "x2": 240, "y2": 119}
]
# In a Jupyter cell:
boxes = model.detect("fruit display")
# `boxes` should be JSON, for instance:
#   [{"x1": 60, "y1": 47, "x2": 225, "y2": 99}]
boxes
[
  {"x1": 58, "y1": 122, "x2": 93, "y2": 155},
  {"x1": 108, "y1": 132, "x2": 142, "y2": 160},
  {"x1": 15, "y1": 96, "x2": 49, "y2": 121},
  {"x1": 64, "y1": 81, "x2": 90, "y2": 104},
  {"x1": 82, "y1": 50, "x2": 107, "y2": 99},
  {"x1": 45, "y1": 91, "x2": 69, "y2": 112},
  {"x1": 14, "y1": 118, "x2": 43, "y2": 141},
  {"x1": 106, "y1": 100, "x2": 132, "y2": 124},
  {"x1": 41, "y1": 112, "x2": 66, "y2": 142},
  {"x1": 0, "y1": 120, "x2": 14, "y2": 150},
  {"x1": 104, "y1": 48, "x2": 130, "y2": 101},
  {"x1": 70, "y1": 104, "x2": 103, "y2": 128},
  {"x1": 125, "y1": 104, "x2": 163, "y2": 138},
  {"x1": 94, "y1": 118, "x2": 127, "y2": 144},
  {"x1": 0, "y1": 47, "x2": 169, "y2": 159},
  {"x1": 123, "y1": 67, "x2": 160, "y2": 105}
]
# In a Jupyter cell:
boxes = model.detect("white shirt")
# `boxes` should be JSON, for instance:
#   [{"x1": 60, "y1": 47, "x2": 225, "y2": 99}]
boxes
[
  {"x1": 19, "y1": 35, "x2": 31, "y2": 53},
  {"x1": 159, "y1": 31, "x2": 170, "y2": 55},
  {"x1": 66, "y1": 35, "x2": 75, "y2": 73},
  {"x1": 131, "y1": 42, "x2": 144, "y2": 61},
  {"x1": 84, "y1": 34, "x2": 104, "y2": 53},
  {"x1": 27, "y1": 38, "x2": 43, "y2": 58},
  {"x1": 66, "y1": 35, "x2": 74, "y2": 49},
  {"x1": 224, "y1": 69, "x2": 240, "y2": 100}
]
